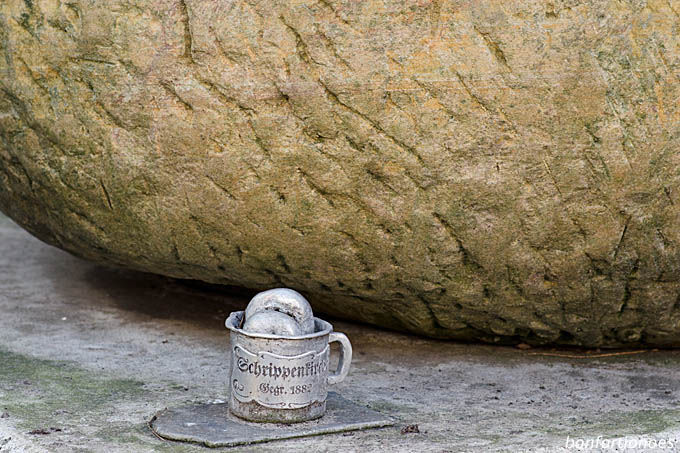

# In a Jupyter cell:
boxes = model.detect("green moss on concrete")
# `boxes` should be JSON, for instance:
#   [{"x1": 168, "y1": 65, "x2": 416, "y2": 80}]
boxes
[
  {"x1": 0, "y1": 348, "x2": 248, "y2": 451},
  {"x1": 0, "y1": 348, "x2": 144, "y2": 431},
  {"x1": 93, "y1": 424, "x2": 205, "y2": 453},
  {"x1": 538, "y1": 408, "x2": 680, "y2": 440},
  {"x1": 574, "y1": 409, "x2": 680, "y2": 438}
]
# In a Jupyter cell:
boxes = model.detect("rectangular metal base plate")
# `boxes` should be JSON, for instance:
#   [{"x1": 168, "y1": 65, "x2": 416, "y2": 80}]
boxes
[{"x1": 150, "y1": 392, "x2": 395, "y2": 448}]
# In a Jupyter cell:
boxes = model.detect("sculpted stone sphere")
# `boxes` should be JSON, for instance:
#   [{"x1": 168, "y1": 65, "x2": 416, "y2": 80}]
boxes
[{"x1": 1, "y1": 0, "x2": 680, "y2": 347}]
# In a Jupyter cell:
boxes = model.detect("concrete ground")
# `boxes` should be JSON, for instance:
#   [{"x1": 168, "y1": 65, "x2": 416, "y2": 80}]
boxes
[{"x1": 1, "y1": 213, "x2": 680, "y2": 453}]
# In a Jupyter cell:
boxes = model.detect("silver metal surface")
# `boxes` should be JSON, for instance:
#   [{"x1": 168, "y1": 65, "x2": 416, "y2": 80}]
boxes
[
  {"x1": 244, "y1": 288, "x2": 315, "y2": 335},
  {"x1": 225, "y1": 308, "x2": 353, "y2": 423},
  {"x1": 231, "y1": 344, "x2": 329, "y2": 408},
  {"x1": 150, "y1": 392, "x2": 395, "y2": 448},
  {"x1": 242, "y1": 311, "x2": 304, "y2": 336},
  {"x1": 328, "y1": 332, "x2": 352, "y2": 385}
]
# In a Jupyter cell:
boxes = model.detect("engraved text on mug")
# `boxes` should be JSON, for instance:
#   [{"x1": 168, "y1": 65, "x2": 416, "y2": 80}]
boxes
[{"x1": 231, "y1": 345, "x2": 329, "y2": 409}]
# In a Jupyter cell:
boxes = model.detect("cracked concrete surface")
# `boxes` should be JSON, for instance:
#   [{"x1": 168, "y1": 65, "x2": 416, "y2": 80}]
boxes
[{"x1": 2, "y1": 214, "x2": 680, "y2": 452}]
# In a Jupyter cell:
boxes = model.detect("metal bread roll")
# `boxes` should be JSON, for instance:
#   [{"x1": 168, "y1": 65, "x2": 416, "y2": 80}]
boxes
[
  {"x1": 245, "y1": 288, "x2": 315, "y2": 335},
  {"x1": 242, "y1": 311, "x2": 304, "y2": 336}
]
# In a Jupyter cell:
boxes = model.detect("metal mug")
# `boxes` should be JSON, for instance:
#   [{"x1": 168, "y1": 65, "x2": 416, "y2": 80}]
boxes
[{"x1": 225, "y1": 311, "x2": 352, "y2": 423}]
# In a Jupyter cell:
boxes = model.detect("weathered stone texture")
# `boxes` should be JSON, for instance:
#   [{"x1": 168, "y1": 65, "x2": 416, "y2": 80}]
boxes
[{"x1": 1, "y1": 0, "x2": 680, "y2": 346}]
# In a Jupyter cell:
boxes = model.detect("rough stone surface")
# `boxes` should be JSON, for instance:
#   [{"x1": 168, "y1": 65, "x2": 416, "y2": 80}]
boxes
[
  {"x1": 1, "y1": 0, "x2": 680, "y2": 346},
  {"x1": 2, "y1": 216, "x2": 680, "y2": 453}
]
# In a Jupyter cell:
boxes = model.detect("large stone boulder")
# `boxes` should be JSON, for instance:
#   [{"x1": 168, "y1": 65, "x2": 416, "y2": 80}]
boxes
[{"x1": 1, "y1": 0, "x2": 680, "y2": 347}]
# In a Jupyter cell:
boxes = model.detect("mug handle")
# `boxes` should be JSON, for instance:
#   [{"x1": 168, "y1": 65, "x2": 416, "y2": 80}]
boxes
[{"x1": 328, "y1": 332, "x2": 352, "y2": 385}]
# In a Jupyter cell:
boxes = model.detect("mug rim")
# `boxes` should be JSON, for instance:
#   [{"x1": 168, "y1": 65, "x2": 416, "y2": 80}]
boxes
[{"x1": 225, "y1": 311, "x2": 333, "y2": 340}]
